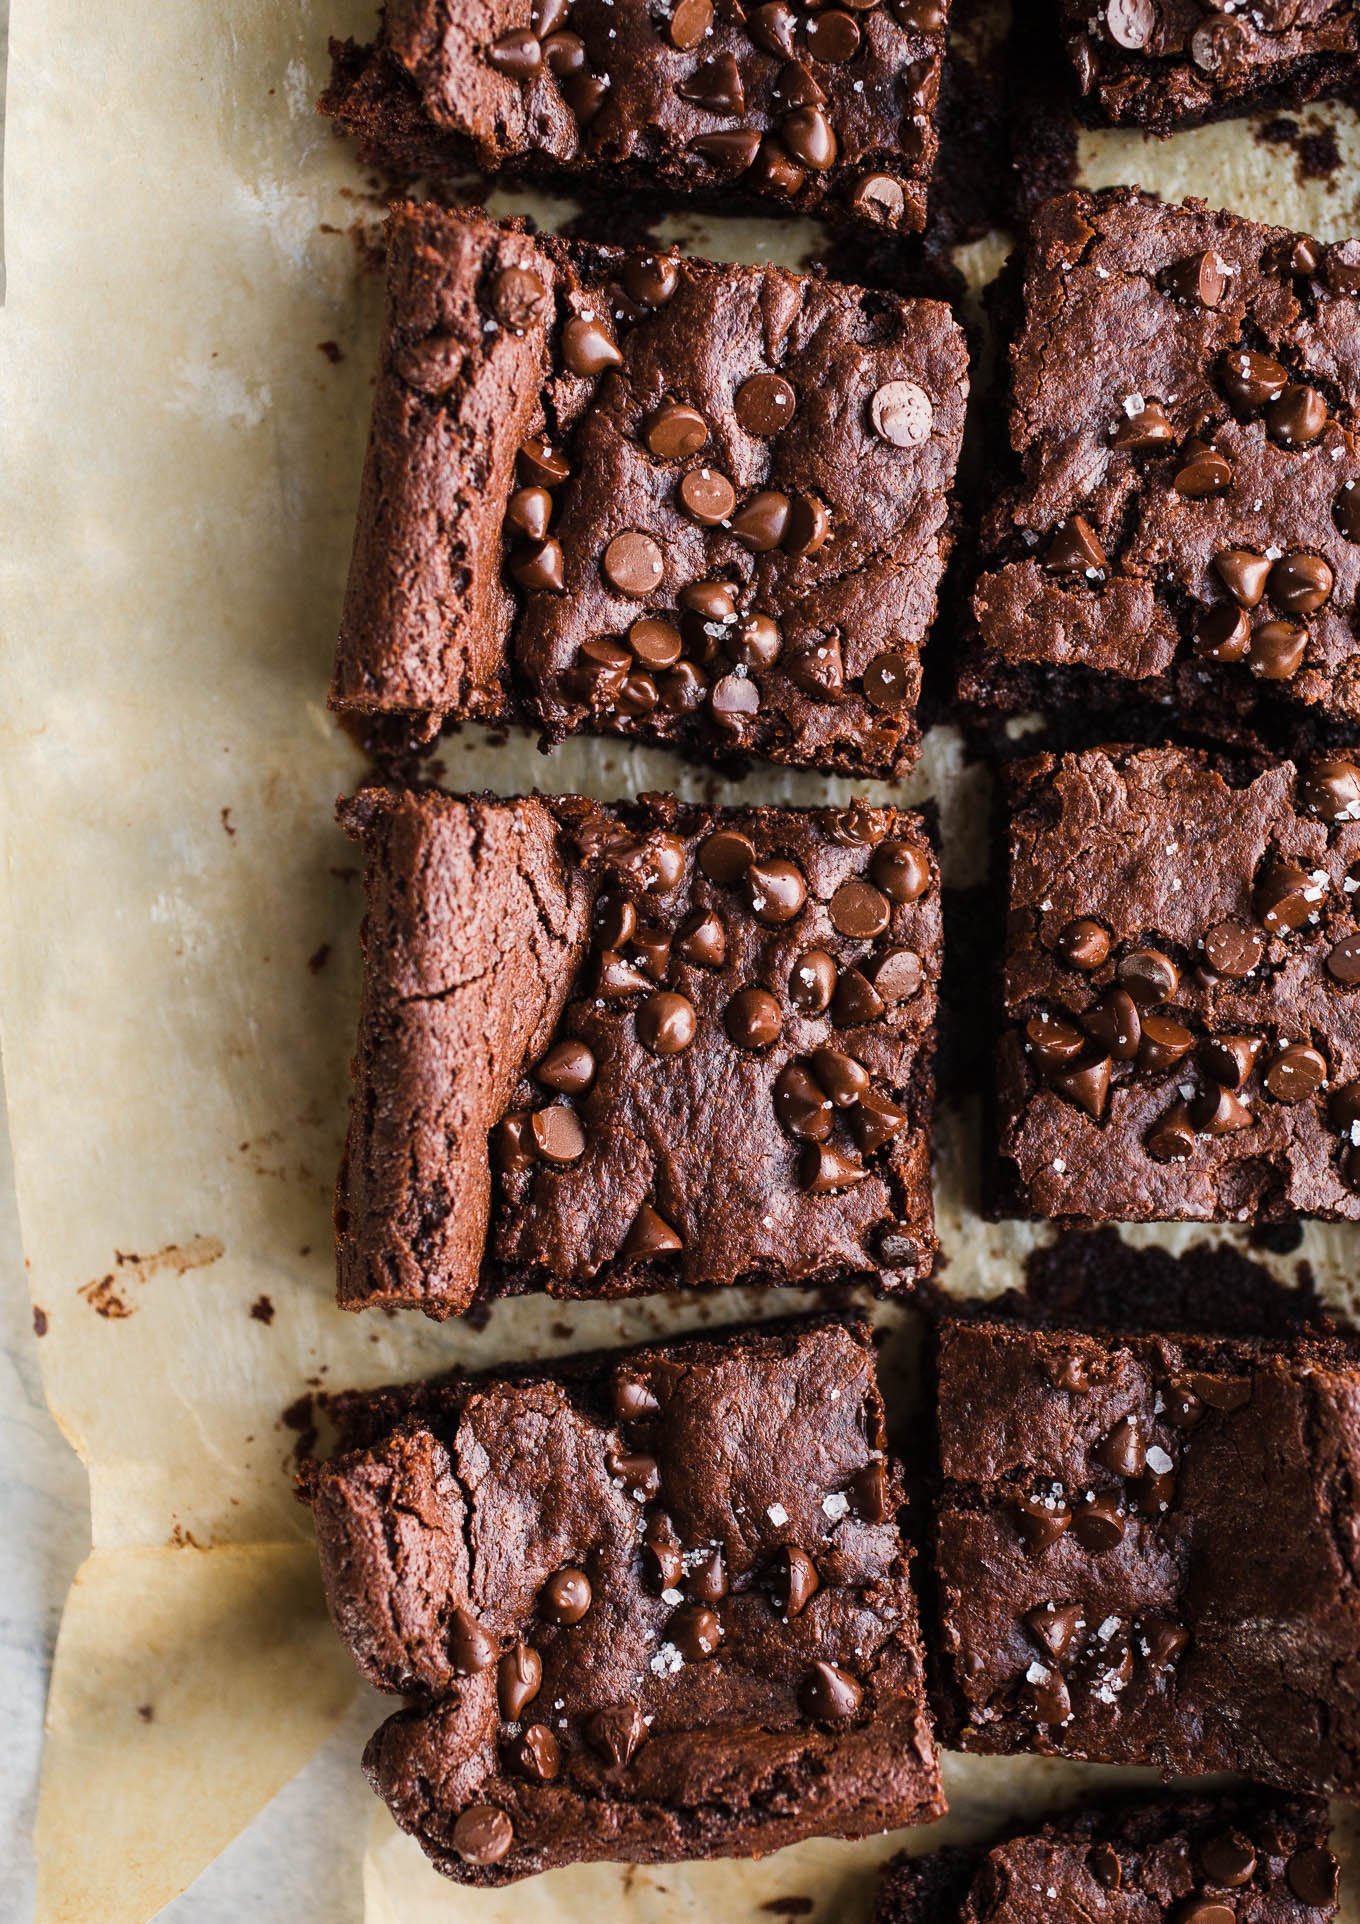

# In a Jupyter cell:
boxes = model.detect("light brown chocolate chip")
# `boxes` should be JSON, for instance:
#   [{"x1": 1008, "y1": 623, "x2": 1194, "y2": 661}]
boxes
[{"x1": 870, "y1": 380, "x2": 932, "y2": 447}]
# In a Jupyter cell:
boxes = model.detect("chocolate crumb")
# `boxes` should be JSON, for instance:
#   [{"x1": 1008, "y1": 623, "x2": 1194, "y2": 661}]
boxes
[
  {"x1": 249, "y1": 1295, "x2": 275, "y2": 1325},
  {"x1": 32, "y1": 1306, "x2": 48, "y2": 1337}
]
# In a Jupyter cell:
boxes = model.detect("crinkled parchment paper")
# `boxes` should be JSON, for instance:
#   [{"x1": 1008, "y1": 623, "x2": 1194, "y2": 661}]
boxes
[{"x1": 4, "y1": 2, "x2": 1360, "y2": 1918}]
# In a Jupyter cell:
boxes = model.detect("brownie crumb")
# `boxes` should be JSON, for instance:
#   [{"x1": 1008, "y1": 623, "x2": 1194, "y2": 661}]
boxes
[
  {"x1": 317, "y1": 339, "x2": 345, "y2": 364},
  {"x1": 32, "y1": 1306, "x2": 47, "y2": 1337},
  {"x1": 249, "y1": 1295, "x2": 275, "y2": 1325},
  {"x1": 307, "y1": 944, "x2": 331, "y2": 976}
]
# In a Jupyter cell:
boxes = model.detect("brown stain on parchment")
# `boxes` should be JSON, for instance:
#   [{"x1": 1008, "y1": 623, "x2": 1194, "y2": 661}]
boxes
[{"x1": 78, "y1": 1234, "x2": 226, "y2": 1319}]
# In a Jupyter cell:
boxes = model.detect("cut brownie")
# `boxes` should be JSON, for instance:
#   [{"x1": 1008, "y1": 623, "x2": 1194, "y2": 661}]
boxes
[
  {"x1": 931, "y1": 1316, "x2": 1360, "y2": 1797},
  {"x1": 964, "y1": 189, "x2": 1360, "y2": 732},
  {"x1": 333, "y1": 202, "x2": 968, "y2": 775},
  {"x1": 306, "y1": 1317, "x2": 946, "y2": 1884},
  {"x1": 338, "y1": 787, "x2": 940, "y2": 1316},
  {"x1": 322, "y1": 1, "x2": 951, "y2": 234},
  {"x1": 873, "y1": 1791, "x2": 1341, "y2": 1922},
  {"x1": 998, "y1": 743, "x2": 1360, "y2": 1224},
  {"x1": 1056, "y1": 1, "x2": 1360, "y2": 133}
]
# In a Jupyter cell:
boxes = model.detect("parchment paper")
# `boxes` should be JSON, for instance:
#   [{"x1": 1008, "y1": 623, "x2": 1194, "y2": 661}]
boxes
[{"x1": 4, "y1": 3, "x2": 1360, "y2": 1919}]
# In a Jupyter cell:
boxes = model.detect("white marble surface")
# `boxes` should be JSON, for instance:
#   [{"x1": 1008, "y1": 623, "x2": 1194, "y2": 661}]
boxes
[{"x1": 0, "y1": 1072, "x2": 372, "y2": 1922}]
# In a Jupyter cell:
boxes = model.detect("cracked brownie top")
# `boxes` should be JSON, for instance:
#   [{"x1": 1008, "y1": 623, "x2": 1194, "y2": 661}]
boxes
[
  {"x1": 966, "y1": 189, "x2": 1360, "y2": 731},
  {"x1": 333, "y1": 202, "x2": 967, "y2": 776},
  {"x1": 306, "y1": 1317, "x2": 944, "y2": 1884},
  {"x1": 998, "y1": 743, "x2": 1360, "y2": 1224},
  {"x1": 931, "y1": 1317, "x2": 1360, "y2": 1798},
  {"x1": 322, "y1": 0, "x2": 952, "y2": 233},
  {"x1": 337, "y1": 785, "x2": 940, "y2": 1316},
  {"x1": 1056, "y1": 1, "x2": 1360, "y2": 132}
]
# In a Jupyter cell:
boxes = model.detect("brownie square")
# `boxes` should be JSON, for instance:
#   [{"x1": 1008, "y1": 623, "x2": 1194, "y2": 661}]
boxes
[
  {"x1": 333, "y1": 202, "x2": 968, "y2": 776},
  {"x1": 873, "y1": 1792, "x2": 1341, "y2": 1922},
  {"x1": 964, "y1": 188, "x2": 1360, "y2": 733},
  {"x1": 1056, "y1": 1, "x2": 1360, "y2": 132},
  {"x1": 930, "y1": 1317, "x2": 1360, "y2": 1797},
  {"x1": 306, "y1": 1317, "x2": 946, "y2": 1884},
  {"x1": 998, "y1": 743, "x2": 1360, "y2": 1224},
  {"x1": 338, "y1": 786, "x2": 940, "y2": 1316},
  {"x1": 322, "y1": 1, "x2": 952, "y2": 234}
]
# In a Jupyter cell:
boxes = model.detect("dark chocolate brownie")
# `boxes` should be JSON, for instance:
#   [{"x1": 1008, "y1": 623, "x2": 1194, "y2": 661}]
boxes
[
  {"x1": 873, "y1": 1792, "x2": 1341, "y2": 1922},
  {"x1": 322, "y1": 1, "x2": 951, "y2": 233},
  {"x1": 931, "y1": 1316, "x2": 1360, "y2": 1796},
  {"x1": 338, "y1": 786, "x2": 940, "y2": 1316},
  {"x1": 998, "y1": 743, "x2": 1360, "y2": 1223},
  {"x1": 1056, "y1": 1, "x2": 1360, "y2": 133},
  {"x1": 962, "y1": 189, "x2": 1360, "y2": 734},
  {"x1": 333, "y1": 202, "x2": 968, "y2": 775},
  {"x1": 306, "y1": 1317, "x2": 946, "y2": 1884}
]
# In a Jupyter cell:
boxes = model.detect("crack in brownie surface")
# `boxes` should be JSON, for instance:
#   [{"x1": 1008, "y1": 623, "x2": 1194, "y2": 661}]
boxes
[
  {"x1": 931, "y1": 1317, "x2": 1360, "y2": 1797},
  {"x1": 1056, "y1": 0, "x2": 1360, "y2": 132},
  {"x1": 333, "y1": 203, "x2": 967, "y2": 775},
  {"x1": 322, "y1": 0, "x2": 951, "y2": 232},
  {"x1": 872, "y1": 1790, "x2": 1341, "y2": 1922},
  {"x1": 998, "y1": 742, "x2": 1360, "y2": 1223},
  {"x1": 338, "y1": 787, "x2": 940, "y2": 1315},
  {"x1": 964, "y1": 189, "x2": 1360, "y2": 732},
  {"x1": 306, "y1": 1318, "x2": 945, "y2": 1884}
]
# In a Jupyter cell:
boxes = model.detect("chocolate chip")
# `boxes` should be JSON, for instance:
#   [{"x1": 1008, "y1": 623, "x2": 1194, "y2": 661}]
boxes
[
  {"x1": 1336, "y1": 482, "x2": 1360, "y2": 542},
  {"x1": 781, "y1": 105, "x2": 837, "y2": 170},
  {"x1": 687, "y1": 1546, "x2": 728, "y2": 1602},
  {"x1": 850, "y1": 1459, "x2": 890, "y2": 1521},
  {"x1": 646, "y1": 401, "x2": 708, "y2": 460},
  {"x1": 669, "y1": 0, "x2": 713, "y2": 47},
  {"x1": 678, "y1": 50, "x2": 745, "y2": 113},
  {"x1": 488, "y1": 28, "x2": 542, "y2": 76},
  {"x1": 676, "y1": 908, "x2": 726, "y2": 968},
  {"x1": 722, "y1": 613, "x2": 780, "y2": 671},
  {"x1": 1268, "y1": 383, "x2": 1328, "y2": 446},
  {"x1": 1024, "y1": 1600, "x2": 1085, "y2": 1661},
  {"x1": 805, "y1": 6, "x2": 862, "y2": 59},
  {"x1": 1146, "y1": 1103, "x2": 1195, "y2": 1162},
  {"x1": 1026, "y1": 1011, "x2": 1087, "y2": 1074},
  {"x1": 1302, "y1": 756, "x2": 1360, "y2": 823},
  {"x1": 1163, "y1": 248, "x2": 1228, "y2": 307},
  {"x1": 637, "y1": 990, "x2": 697, "y2": 1055},
  {"x1": 506, "y1": 485, "x2": 554, "y2": 544},
  {"x1": 710, "y1": 673, "x2": 757, "y2": 730},
  {"x1": 725, "y1": 986, "x2": 782, "y2": 1049},
  {"x1": 531, "y1": 1105, "x2": 586, "y2": 1164},
  {"x1": 1095, "y1": 1414, "x2": 1145, "y2": 1477},
  {"x1": 757, "y1": 136, "x2": 807, "y2": 196},
  {"x1": 1190, "y1": 9, "x2": 1245, "y2": 71},
  {"x1": 1256, "y1": 859, "x2": 1322, "y2": 932},
  {"x1": 1118, "y1": 947, "x2": 1179, "y2": 1005},
  {"x1": 1265, "y1": 1042, "x2": 1327, "y2": 1103},
  {"x1": 622, "y1": 253, "x2": 680, "y2": 306},
  {"x1": 833, "y1": 967, "x2": 886, "y2": 1026},
  {"x1": 1088, "y1": 1843, "x2": 1122, "y2": 1892},
  {"x1": 801, "y1": 1661, "x2": 862, "y2": 1720},
  {"x1": 775, "y1": 1061, "x2": 834, "y2": 1141},
  {"x1": 1213, "y1": 547, "x2": 1270, "y2": 607},
  {"x1": 603, "y1": 531, "x2": 664, "y2": 598},
  {"x1": 1112, "y1": 399, "x2": 1174, "y2": 449},
  {"x1": 810, "y1": 1047, "x2": 870, "y2": 1107},
  {"x1": 1269, "y1": 551, "x2": 1332, "y2": 615},
  {"x1": 587, "y1": 1702, "x2": 646, "y2": 1767},
  {"x1": 750, "y1": 0, "x2": 797, "y2": 56},
  {"x1": 830, "y1": 878, "x2": 891, "y2": 938},
  {"x1": 1022, "y1": 1664, "x2": 1071, "y2": 1727},
  {"x1": 1174, "y1": 446, "x2": 1233, "y2": 498},
  {"x1": 670, "y1": 1602, "x2": 722, "y2": 1660},
  {"x1": 1084, "y1": 988, "x2": 1141, "y2": 1062},
  {"x1": 1190, "y1": 1083, "x2": 1254, "y2": 1134},
  {"x1": 541, "y1": 1566, "x2": 592, "y2": 1624},
  {"x1": 1201, "y1": 1033, "x2": 1261, "y2": 1090},
  {"x1": 1287, "y1": 1847, "x2": 1340, "y2": 1907},
  {"x1": 1012, "y1": 1489, "x2": 1071, "y2": 1553},
  {"x1": 735, "y1": 372, "x2": 797, "y2": 436},
  {"x1": 595, "y1": 949, "x2": 652, "y2": 998},
  {"x1": 1143, "y1": 1617, "x2": 1190, "y2": 1667},
  {"x1": 1200, "y1": 1830, "x2": 1257, "y2": 1888},
  {"x1": 800, "y1": 1142, "x2": 867, "y2": 1192},
  {"x1": 491, "y1": 268, "x2": 549, "y2": 339},
  {"x1": 511, "y1": 1724, "x2": 562, "y2": 1783},
  {"x1": 1249, "y1": 619, "x2": 1307, "y2": 680},
  {"x1": 519, "y1": 435, "x2": 570, "y2": 487},
  {"x1": 1326, "y1": 932, "x2": 1360, "y2": 983},
  {"x1": 1201, "y1": 920, "x2": 1262, "y2": 978},
  {"x1": 873, "y1": 948, "x2": 924, "y2": 1004},
  {"x1": 869, "y1": 840, "x2": 929, "y2": 904},
  {"x1": 1189, "y1": 1372, "x2": 1252, "y2": 1412},
  {"x1": 536, "y1": 1038, "x2": 596, "y2": 1095},
  {"x1": 614, "y1": 1373, "x2": 661, "y2": 1422},
  {"x1": 784, "y1": 493, "x2": 832, "y2": 555},
  {"x1": 622, "y1": 1203, "x2": 683, "y2": 1258},
  {"x1": 1195, "y1": 603, "x2": 1250, "y2": 662},
  {"x1": 1102, "y1": 0, "x2": 1154, "y2": 47},
  {"x1": 510, "y1": 538, "x2": 566, "y2": 593},
  {"x1": 453, "y1": 1804, "x2": 513, "y2": 1866},
  {"x1": 731, "y1": 489, "x2": 792, "y2": 551},
  {"x1": 562, "y1": 315, "x2": 623, "y2": 376},
  {"x1": 1072, "y1": 1491, "x2": 1125, "y2": 1550},
  {"x1": 870, "y1": 380, "x2": 932, "y2": 448},
  {"x1": 1222, "y1": 347, "x2": 1288, "y2": 410},
  {"x1": 543, "y1": 30, "x2": 587, "y2": 75},
  {"x1": 852, "y1": 174, "x2": 907, "y2": 225},
  {"x1": 784, "y1": 948, "x2": 834, "y2": 1015},
  {"x1": 1055, "y1": 918, "x2": 1111, "y2": 970},
  {"x1": 1131, "y1": 1014, "x2": 1189, "y2": 1075},
  {"x1": 745, "y1": 858, "x2": 807, "y2": 924},
  {"x1": 773, "y1": 1545, "x2": 820, "y2": 1616},
  {"x1": 679, "y1": 467, "x2": 737, "y2": 526},
  {"x1": 498, "y1": 1641, "x2": 545, "y2": 1721},
  {"x1": 893, "y1": 0, "x2": 946, "y2": 25},
  {"x1": 642, "y1": 1514, "x2": 682, "y2": 1588},
  {"x1": 1052, "y1": 1055, "x2": 1112, "y2": 1121},
  {"x1": 447, "y1": 1606, "x2": 497, "y2": 1676},
  {"x1": 495, "y1": 1112, "x2": 538, "y2": 1175},
  {"x1": 850, "y1": 1091, "x2": 906, "y2": 1151},
  {"x1": 1043, "y1": 515, "x2": 1106, "y2": 576}
]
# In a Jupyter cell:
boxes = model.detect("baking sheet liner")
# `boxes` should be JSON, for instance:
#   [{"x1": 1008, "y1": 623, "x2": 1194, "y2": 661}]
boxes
[{"x1": 3, "y1": 2, "x2": 1360, "y2": 1918}]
